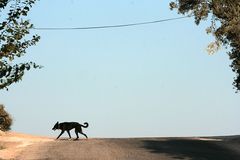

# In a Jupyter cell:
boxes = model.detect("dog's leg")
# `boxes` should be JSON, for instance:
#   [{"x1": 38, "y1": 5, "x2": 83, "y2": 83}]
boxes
[
  {"x1": 75, "y1": 129, "x2": 79, "y2": 140},
  {"x1": 56, "y1": 130, "x2": 65, "y2": 139},
  {"x1": 80, "y1": 132, "x2": 88, "y2": 139},
  {"x1": 67, "y1": 130, "x2": 71, "y2": 139}
]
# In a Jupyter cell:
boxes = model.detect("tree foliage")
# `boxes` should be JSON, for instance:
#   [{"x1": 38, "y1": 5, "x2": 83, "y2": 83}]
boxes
[
  {"x1": 0, "y1": 104, "x2": 12, "y2": 131},
  {"x1": 170, "y1": 0, "x2": 240, "y2": 92},
  {"x1": 0, "y1": 0, "x2": 40, "y2": 90}
]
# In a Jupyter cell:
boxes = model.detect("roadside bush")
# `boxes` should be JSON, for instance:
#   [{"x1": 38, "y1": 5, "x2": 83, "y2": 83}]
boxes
[{"x1": 0, "y1": 104, "x2": 12, "y2": 131}]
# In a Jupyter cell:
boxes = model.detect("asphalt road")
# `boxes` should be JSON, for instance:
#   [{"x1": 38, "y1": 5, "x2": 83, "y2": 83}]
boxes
[{"x1": 17, "y1": 137, "x2": 240, "y2": 160}]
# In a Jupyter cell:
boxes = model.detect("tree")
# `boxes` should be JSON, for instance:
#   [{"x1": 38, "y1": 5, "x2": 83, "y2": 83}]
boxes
[
  {"x1": 0, "y1": 104, "x2": 12, "y2": 131},
  {"x1": 170, "y1": 0, "x2": 240, "y2": 92},
  {"x1": 0, "y1": 0, "x2": 41, "y2": 90}
]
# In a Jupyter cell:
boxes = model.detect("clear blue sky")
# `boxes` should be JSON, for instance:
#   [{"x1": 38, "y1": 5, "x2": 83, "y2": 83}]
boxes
[{"x1": 1, "y1": 0, "x2": 240, "y2": 138}]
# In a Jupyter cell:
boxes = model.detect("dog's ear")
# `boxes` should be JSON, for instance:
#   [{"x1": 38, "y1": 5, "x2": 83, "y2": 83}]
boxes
[{"x1": 57, "y1": 121, "x2": 59, "y2": 124}]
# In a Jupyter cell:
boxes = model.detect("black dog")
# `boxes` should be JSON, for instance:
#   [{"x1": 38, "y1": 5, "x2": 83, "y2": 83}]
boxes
[{"x1": 52, "y1": 121, "x2": 88, "y2": 140}]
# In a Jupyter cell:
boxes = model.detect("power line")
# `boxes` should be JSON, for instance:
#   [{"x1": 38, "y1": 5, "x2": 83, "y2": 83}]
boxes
[{"x1": 33, "y1": 16, "x2": 190, "y2": 30}]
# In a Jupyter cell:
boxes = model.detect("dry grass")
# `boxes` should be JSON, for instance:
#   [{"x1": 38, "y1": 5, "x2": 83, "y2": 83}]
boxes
[
  {"x1": 0, "y1": 142, "x2": 5, "y2": 150},
  {"x1": 0, "y1": 145, "x2": 4, "y2": 150}
]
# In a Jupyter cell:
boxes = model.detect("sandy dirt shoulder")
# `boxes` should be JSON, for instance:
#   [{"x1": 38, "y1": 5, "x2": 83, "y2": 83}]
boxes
[{"x1": 0, "y1": 131, "x2": 53, "y2": 159}]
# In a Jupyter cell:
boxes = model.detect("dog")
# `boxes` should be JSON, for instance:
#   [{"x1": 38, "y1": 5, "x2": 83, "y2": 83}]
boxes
[{"x1": 52, "y1": 121, "x2": 88, "y2": 140}]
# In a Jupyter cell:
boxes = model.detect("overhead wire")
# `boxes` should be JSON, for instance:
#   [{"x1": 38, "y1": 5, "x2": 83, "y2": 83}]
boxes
[{"x1": 33, "y1": 16, "x2": 191, "y2": 30}]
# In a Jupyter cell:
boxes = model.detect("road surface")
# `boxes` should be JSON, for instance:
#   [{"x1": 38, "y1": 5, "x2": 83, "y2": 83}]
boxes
[{"x1": 16, "y1": 137, "x2": 240, "y2": 160}]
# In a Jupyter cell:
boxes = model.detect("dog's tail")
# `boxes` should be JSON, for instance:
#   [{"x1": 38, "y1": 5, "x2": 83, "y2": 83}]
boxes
[{"x1": 81, "y1": 122, "x2": 89, "y2": 128}]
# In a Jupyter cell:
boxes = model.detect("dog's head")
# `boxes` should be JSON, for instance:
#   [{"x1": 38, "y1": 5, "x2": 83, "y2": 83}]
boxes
[{"x1": 52, "y1": 121, "x2": 59, "y2": 131}]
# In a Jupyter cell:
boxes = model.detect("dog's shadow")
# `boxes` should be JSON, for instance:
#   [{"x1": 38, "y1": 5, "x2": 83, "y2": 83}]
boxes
[{"x1": 55, "y1": 138, "x2": 80, "y2": 141}]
